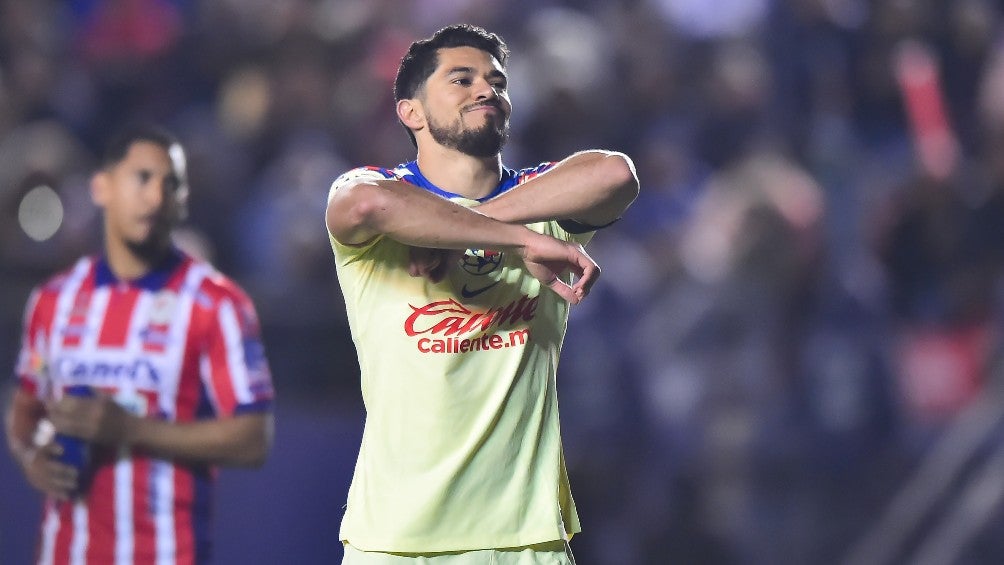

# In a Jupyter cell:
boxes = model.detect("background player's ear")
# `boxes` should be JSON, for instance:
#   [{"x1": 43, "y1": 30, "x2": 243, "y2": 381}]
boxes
[{"x1": 90, "y1": 171, "x2": 110, "y2": 207}]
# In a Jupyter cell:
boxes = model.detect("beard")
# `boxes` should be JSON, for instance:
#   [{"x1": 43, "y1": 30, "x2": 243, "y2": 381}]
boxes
[
  {"x1": 124, "y1": 220, "x2": 174, "y2": 262},
  {"x1": 428, "y1": 111, "x2": 509, "y2": 158}
]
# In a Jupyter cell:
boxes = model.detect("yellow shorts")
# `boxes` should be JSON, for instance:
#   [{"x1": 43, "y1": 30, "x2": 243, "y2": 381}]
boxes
[{"x1": 342, "y1": 540, "x2": 575, "y2": 565}]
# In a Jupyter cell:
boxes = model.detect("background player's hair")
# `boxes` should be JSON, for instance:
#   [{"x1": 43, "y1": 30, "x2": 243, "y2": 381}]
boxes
[
  {"x1": 394, "y1": 24, "x2": 509, "y2": 147},
  {"x1": 101, "y1": 123, "x2": 181, "y2": 168}
]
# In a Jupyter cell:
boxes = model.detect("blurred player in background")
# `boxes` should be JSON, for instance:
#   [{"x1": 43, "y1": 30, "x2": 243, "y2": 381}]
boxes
[
  {"x1": 326, "y1": 24, "x2": 638, "y2": 564},
  {"x1": 5, "y1": 123, "x2": 275, "y2": 564}
]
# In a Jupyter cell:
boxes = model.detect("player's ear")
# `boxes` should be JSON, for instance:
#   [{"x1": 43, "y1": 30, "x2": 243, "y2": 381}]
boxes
[
  {"x1": 397, "y1": 98, "x2": 425, "y2": 131},
  {"x1": 90, "y1": 170, "x2": 110, "y2": 207}
]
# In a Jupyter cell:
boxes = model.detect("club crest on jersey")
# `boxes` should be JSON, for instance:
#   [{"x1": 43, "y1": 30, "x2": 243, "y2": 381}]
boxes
[
  {"x1": 149, "y1": 291, "x2": 177, "y2": 325},
  {"x1": 141, "y1": 290, "x2": 177, "y2": 352},
  {"x1": 461, "y1": 249, "x2": 503, "y2": 276}
]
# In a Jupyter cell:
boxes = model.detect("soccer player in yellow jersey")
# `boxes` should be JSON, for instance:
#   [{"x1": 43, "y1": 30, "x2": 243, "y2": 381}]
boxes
[{"x1": 325, "y1": 24, "x2": 638, "y2": 565}]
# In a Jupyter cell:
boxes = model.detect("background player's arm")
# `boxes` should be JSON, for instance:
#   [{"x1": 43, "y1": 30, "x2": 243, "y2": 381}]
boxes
[
  {"x1": 46, "y1": 397, "x2": 272, "y2": 467},
  {"x1": 326, "y1": 177, "x2": 600, "y2": 302},
  {"x1": 475, "y1": 150, "x2": 639, "y2": 229},
  {"x1": 5, "y1": 389, "x2": 78, "y2": 499}
]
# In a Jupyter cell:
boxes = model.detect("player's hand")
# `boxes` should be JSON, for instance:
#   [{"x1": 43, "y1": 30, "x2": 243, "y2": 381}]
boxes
[
  {"x1": 49, "y1": 394, "x2": 132, "y2": 447},
  {"x1": 408, "y1": 247, "x2": 460, "y2": 283},
  {"x1": 520, "y1": 235, "x2": 599, "y2": 304},
  {"x1": 20, "y1": 440, "x2": 79, "y2": 501}
]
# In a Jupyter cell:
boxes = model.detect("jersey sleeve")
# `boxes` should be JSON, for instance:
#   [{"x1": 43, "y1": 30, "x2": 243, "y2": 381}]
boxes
[
  {"x1": 198, "y1": 278, "x2": 274, "y2": 416},
  {"x1": 553, "y1": 221, "x2": 597, "y2": 247},
  {"x1": 14, "y1": 287, "x2": 54, "y2": 398},
  {"x1": 326, "y1": 166, "x2": 399, "y2": 256},
  {"x1": 326, "y1": 166, "x2": 397, "y2": 204}
]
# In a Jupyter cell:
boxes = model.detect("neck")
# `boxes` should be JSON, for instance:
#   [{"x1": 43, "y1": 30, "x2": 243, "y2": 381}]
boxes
[
  {"x1": 415, "y1": 143, "x2": 502, "y2": 200},
  {"x1": 103, "y1": 232, "x2": 169, "y2": 281}
]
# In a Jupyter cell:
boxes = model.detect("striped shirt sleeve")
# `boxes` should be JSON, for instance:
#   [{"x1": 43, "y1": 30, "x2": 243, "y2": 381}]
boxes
[{"x1": 197, "y1": 276, "x2": 274, "y2": 416}]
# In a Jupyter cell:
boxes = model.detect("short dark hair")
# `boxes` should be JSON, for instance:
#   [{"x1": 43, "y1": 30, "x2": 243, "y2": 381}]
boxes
[
  {"x1": 100, "y1": 122, "x2": 181, "y2": 169},
  {"x1": 393, "y1": 24, "x2": 509, "y2": 147}
]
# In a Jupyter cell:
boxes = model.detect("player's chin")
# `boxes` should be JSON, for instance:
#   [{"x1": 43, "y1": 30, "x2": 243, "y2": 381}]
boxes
[
  {"x1": 126, "y1": 231, "x2": 173, "y2": 257},
  {"x1": 122, "y1": 229, "x2": 152, "y2": 248},
  {"x1": 487, "y1": 114, "x2": 509, "y2": 131},
  {"x1": 131, "y1": 226, "x2": 162, "y2": 244}
]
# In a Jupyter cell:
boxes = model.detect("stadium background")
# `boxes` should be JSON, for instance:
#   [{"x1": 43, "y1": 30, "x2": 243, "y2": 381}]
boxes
[{"x1": 5, "y1": 1, "x2": 1004, "y2": 563}]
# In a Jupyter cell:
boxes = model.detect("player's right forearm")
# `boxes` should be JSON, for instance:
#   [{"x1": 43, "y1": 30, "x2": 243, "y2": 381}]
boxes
[
  {"x1": 328, "y1": 178, "x2": 539, "y2": 252},
  {"x1": 5, "y1": 389, "x2": 43, "y2": 473},
  {"x1": 6, "y1": 432, "x2": 36, "y2": 475}
]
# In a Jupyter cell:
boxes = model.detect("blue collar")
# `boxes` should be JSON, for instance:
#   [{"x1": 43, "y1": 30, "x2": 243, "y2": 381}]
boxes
[
  {"x1": 94, "y1": 248, "x2": 184, "y2": 291},
  {"x1": 400, "y1": 161, "x2": 520, "y2": 202}
]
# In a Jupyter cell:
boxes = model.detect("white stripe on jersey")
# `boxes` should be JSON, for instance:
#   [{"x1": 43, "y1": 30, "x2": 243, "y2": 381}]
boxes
[
  {"x1": 218, "y1": 299, "x2": 254, "y2": 405},
  {"x1": 154, "y1": 262, "x2": 205, "y2": 419},
  {"x1": 36, "y1": 260, "x2": 91, "y2": 563},
  {"x1": 199, "y1": 353, "x2": 217, "y2": 410},
  {"x1": 70, "y1": 499, "x2": 88, "y2": 565},
  {"x1": 117, "y1": 289, "x2": 159, "y2": 413},
  {"x1": 114, "y1": 451, "x2": 133, "y2": 564},
  {"x1": 39, "y1": 501, "x2": 60, "y2": 565},
  {"x1": 48, "y1": 259, "x2": 91, "y2": 399},
  {"x1": 152, "y1": 460, "x2": 176, "y2": 564},
  {"x1": 82, "y1": 286, "x2": 110, "y2": 352}
]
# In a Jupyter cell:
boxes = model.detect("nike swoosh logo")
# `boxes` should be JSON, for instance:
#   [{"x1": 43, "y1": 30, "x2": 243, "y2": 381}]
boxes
[{"x1": 461, "y1": 280, "x2": 500, "y2": 298}]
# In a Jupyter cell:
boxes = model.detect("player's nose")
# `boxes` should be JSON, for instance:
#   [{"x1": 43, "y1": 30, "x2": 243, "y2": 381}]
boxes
[{"x1": 472, "y1": 78, "x2": 500, "y2": 102}]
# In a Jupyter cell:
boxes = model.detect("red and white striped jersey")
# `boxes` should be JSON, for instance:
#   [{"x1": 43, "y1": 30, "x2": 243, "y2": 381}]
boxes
[{"x1": 15, "y1": 249, "x2": 275, "y2": 565}]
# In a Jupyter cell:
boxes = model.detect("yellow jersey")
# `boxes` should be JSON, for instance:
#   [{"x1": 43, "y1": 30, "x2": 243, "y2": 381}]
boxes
[{"x1": 327, "y1": 162, "x2": 593, "y2": 552}]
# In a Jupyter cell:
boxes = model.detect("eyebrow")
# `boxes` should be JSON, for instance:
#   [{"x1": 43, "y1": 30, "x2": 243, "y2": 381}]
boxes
[{"x1": 444, "y1": 66, "x2": 507, "y2": 80}]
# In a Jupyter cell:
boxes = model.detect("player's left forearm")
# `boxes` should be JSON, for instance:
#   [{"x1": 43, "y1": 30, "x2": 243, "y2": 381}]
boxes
[
  {"x1": 49, "y1": 394, "x2": 272, "y2": 467},
  {"x1": 476, "y1": 150, "x2": 639, "y2": 228}
]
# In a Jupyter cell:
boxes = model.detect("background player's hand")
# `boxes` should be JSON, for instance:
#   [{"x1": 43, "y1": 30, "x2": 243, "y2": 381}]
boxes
[
  {"x1": 20, "y1": 440, "x2": 78, "y2": 501},
  {"x1": 408, "y1": 247, "x2": 460, "y2": 283},
  {"x1": 520, "y1": 235, "x2": 599, "y2": 304},
  {"x1": 49, "y1": 394, "x2": 133, "y2": 447}
]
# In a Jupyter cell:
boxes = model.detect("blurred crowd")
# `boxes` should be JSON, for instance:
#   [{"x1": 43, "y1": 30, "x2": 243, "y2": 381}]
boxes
[{"x1": 6, "y1": 0, "x2": 1004, "y2": 563}]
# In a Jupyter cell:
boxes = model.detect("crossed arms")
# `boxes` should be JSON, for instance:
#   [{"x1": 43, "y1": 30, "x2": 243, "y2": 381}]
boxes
[{"x1": 325, "y1": 150, "x2": 639, "y2": 303}]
